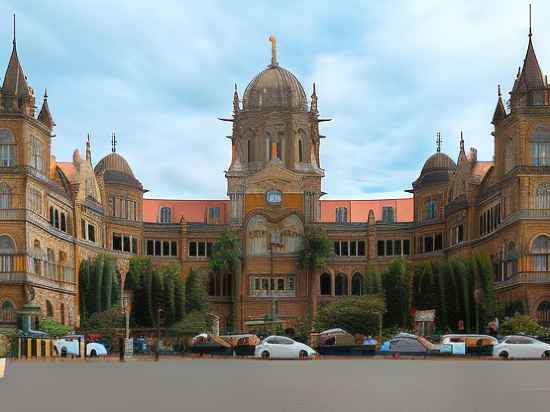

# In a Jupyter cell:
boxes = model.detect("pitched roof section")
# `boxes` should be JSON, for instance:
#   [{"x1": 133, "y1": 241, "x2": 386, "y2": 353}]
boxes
[
  {"x1": 142, "y1": 197, "x2": 414, "y2": 224},
  {"x1": 1, "y1": 42, "x2": 28, "y2": 98},
  {"x1": 512, "y1": 37, "x2": 545, "y2": 94}
]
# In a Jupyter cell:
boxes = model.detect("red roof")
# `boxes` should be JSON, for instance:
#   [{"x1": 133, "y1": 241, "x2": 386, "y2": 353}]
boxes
[{"x1": 143, "y1": 197, "x2": 413, "y2": 224}]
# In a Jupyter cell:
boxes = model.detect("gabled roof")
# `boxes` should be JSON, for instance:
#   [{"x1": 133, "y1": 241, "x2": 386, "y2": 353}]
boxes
[{"x1": 1, "y1": 42, "x2": 28, "y2": 98}]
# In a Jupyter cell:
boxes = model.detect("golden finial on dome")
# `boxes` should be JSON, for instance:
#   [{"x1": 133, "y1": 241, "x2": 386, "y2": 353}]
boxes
[{"x1": 268, "y1": 34, "x2": 278, "y2": 66}]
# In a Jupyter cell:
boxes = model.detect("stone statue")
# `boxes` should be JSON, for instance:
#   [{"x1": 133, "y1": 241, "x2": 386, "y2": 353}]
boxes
[{"x1": 24, "y1": 284, "x2": 36, "y2": 304}]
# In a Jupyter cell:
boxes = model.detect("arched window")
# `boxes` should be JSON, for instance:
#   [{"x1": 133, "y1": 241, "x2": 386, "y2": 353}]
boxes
[
  {"x1": 425, "y1": 198, "x2": 437, "y2": 220},
  {"x1": 0, "y1": 300, "x2": 16, "y2": 322},
  {"x1": 49, "y1": 206, "x2": 54, "y2": 224},
  {"x1": 532, "y1": 235, "x2": 550, "y2": 271},
  {"x1": 54, "y1": 209, "x2": 59, "y2": 229},
  {"x1": 208, "y1": 272, "x2": 216, "y2": 296},
  {"x1": 351, "y1": 272, "x2": 363, "y2": 295},
  {"x1": 335, "y1": 273, "x2": 348, "y2": 296},
  {"x1": 60, "y1": 213, "x2": 67, "y2": 232},
  {"x1": 503, "y1": 241, "x2": 518, "y2": 280},
  {"x1": 536, "y1": 183, "x2": 550, "y2": 209},
  {"x1": 159, "y1": 207, "x2": 171, "y2": 223},
  {"x1": 537, "y1": 301, "x2": 550, "y2": 325},
  {"x1": 531, "y1": 125, "x2": 550, "y2": 166},
  {"x1": 320, "y1": 273, "x2": 332, "y2": 296},
  {"x1": 298, "y1": 139, "x2": 303, "y2": 163},
  {"x1": 0, "y1": 128, "x2": 16, "y2": 167},
  {"x1": 0, "y1": 183, "x2": 11, "y2": 209},
  {"x1": 46, "y1": 300, "x2": 54, "y2": 318},
  {"x1": 0, "y1": 235, "x2": 15, "y2": 272}
]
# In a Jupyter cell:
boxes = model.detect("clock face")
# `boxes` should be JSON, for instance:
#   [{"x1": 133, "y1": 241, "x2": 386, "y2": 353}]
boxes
[{"x1": 266, "y1": 190, "x2": 282, "y2": 205}]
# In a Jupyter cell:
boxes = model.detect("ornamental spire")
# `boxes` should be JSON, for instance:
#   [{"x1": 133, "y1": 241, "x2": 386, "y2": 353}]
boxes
[
  {"x1": 436, "y1": 131, "x2": 442, "y2": 153},
  {"x1": 2, "y1": 13, "x2": 28, "y2": 99},
  {"x1": 86, "y1": 133, "x2": 92, "y2": 162},
  {"x1": 459, "y1": 131, "x2": 465, "y2": 152},
  {"x1": 233, "y1": 83, "x2": 240, "y2": 114},
  {"x1": 111, "y1": 131, "x2": 117, "y2": 153},
  {"x1": 37, "y1": 88, "x2": 55, "y2": 129},
  {"x1": 310, "y1": 82, "x2": 318, "y2": 114},
  {"x1": 492, "y1": 84, "x2": 507, "y2": 124},
  {"x1": 268, "y1": 34, "x2": 278, "y2": 66}
]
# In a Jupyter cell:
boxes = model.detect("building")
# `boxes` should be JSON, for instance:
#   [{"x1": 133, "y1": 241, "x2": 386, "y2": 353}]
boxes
[{"x1": 1, "y1": 19, "x2": 550, "y2": 333}]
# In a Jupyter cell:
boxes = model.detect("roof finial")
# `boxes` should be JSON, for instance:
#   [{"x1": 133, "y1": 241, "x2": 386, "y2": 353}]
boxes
[
  {"x1": 529, "y1": 3, "x2": 533, "y2": 37},
  {"x1": 268, "y1": 34, "x2": 278, "y2": 66},
  {"x1": 497, "y1": 84, "x2": 501, "y2": 97},
  {"x1": 111, "y1": 131, "x2": 117, "y2": 153},
  {"x1": 310, "y1": 82, "x2": 318, "y2": 113},
  {"x1": 13, "y1": 13, "x2": 16, "y2": 46},
  {"x1": 436, "y1": 131, "x2": 442, "y2": 153},
  {"x1": 460, "y1": 131, "x2": 465, "y2": 151},
  {"x1": 232, "y1": 83, "x2": 240, "y2": 114},
  {"x1": 86, "y1": 133, "x2": 92, "y2": 162}
]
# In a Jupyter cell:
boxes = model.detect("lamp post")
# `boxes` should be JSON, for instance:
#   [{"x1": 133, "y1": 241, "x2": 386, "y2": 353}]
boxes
[{"x1": 155, "y1": 308, "x2": 164, "y2": 362}]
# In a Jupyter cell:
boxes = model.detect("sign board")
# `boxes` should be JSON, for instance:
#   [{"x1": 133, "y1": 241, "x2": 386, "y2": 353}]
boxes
[{"x1": 124, "y1": 338, "x2": 134, "y2": 358}]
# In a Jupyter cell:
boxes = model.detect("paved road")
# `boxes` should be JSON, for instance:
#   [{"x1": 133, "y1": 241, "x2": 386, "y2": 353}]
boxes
[{"x1": 1, "y1": 358, "x2": 549, "y2": 412}]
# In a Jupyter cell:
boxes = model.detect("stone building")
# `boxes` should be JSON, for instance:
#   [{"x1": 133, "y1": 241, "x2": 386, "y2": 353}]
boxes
[{"x1": 1, "y1": 22, "x2": 550, "y2": 333}]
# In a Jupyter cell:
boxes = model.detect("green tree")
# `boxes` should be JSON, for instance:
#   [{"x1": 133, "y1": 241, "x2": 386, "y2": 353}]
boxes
[
  {"x1": 382, "y1": 258, "x2": 412, "y2": 328},
  {"x1": 185, "y1": 269, "x2": 208, "y2": 314},
  {"x1": 39, "y1": 318, "x2": 71, "y2": 337},
  {"x1": 102, "y1": 255, "x2": 115, "y2": 311},
  {"x1": 174, "y1": 274, "x2": 186, "y2": 322},
  {"x1": 78, "y1": 259, "x2": 91, "y2": 321},
  {"x1": 209, "y1": 230, "x2": 241, "y2": 282},
  {"x1": 298, "y1": 226, "x2": 331, "y2": 275},
  {"x1": 127, "y1": 257, "x2": 155, "y2": 326},
  {"x1": 365, "y1": 265, "x2": 382, "y2": 295},
  {"x1": 111, "y1": 271, "x2": 121, "y2": 306},
  {"x1": 315, "y1": 295, "x2": 385, "y2": 335},
  {"x1": 94, "y1": 255, "x2": 105, "y2": 314},
  {"x1": 168, "y1": 311, "x2": 212, "y2": 337},
  {"x1": 163, "y1": 274, "x2": 176, "y2": 325},
  {"x1": 500, "y1": 315, "x2": 544, "y2": 336}
]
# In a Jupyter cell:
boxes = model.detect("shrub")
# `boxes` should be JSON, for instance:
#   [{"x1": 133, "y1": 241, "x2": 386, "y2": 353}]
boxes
[
  {"x1": 168, "y1": 311, "x2": 212, "y2": 337},
  {"x1": 500, "y1": 315, "x2": 544, "y2": 336},
  {"x1": 39, "y1": 318, "x2": 71, "y2": 337}
]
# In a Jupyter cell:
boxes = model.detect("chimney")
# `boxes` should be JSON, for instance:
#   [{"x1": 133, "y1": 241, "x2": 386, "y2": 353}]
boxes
[{"x1": 468, "y1": 147, "x2": 477, "y2": 162}]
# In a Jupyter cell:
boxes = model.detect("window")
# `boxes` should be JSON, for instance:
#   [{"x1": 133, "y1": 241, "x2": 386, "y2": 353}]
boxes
[
  {"x1": 162, "y1": 241, "x2": 170, "y2": 256},
  {"x1": 28, "y1": 187, "x2": 42, "y2": 214},
  {"x1": 531, "y1": 125, "x2": 550, "y2": 166},
  {"x1": 159, "y1": 207, "x2": 172, "y2": 223},
  {"x1": 60, "y1": 213, "x2": 66, "y2": 232},
  {"x1": 424, "y1": 236, "x2": 434, "y2": 253},
  {"x1": 298, "y1": 139, "x2": 303, "y2": 162},
  {"x1": 377, "y1": 240, "x2": 385, "y2": 257},
  {"x1": 425, "y1": 199, "x2": 437, "y2": 220},
  {"x1": 529, "y1": 91, "x2": 545, "y2": 106},
  {"x1": 451, "y1": 224, "x2": 465, "y2": 246},
  {"x1": 382, "y1": 207, "x2": 394, "y2": 223},
  {"x1": 334, "y1": 240, "x2": 366, "y2": 257},
  {"x1": 537, "y1": 301, "x2": 550, "y2": 325},
  {"x1": 188, "y1": 241, "x2": 213, "y2": 258},
  {"x1": 503, "y1": 241, "x2": 518, "y2": 280},
  {"x1": 403, "y1": 239, "x2": 410, "y2": 256},
  {"x1": 385, "y1": 240, "x2": 393, "y2": 256},
  {"x1": 145, "y1": 239, "x2": 175, "y2": 257},
  {"x1": 320, "y1": 273, "x2": 331, "y2": 295},
  {"x1": 479, "y1": 204, "x2": 501, "y2": 236},
  {"x1": 335, "y1": 273, "x2": 348, "y2": 296},
  {"x1": 434, "y1": 233, "x2": 443, "y2": 250},
  {"x1": 394, "y1": 239, "x2": 401, "y2": 256},
  {"x1": 335, "y1": 207, "x2": 348, "y2": 224},
  {"x1": 147, "y1": 240, "x2": 154, "y2": 255},
  {"x1": 81, "y1": 220, "x2": 96, "y2": 243},
  {"x1": 0, "y1": 129, "x2": 16, "y2": 167},
  {"x1": 0, "y1": 183, "x2": 11, "y2": 208},
  {"x1": 536, "y1": 183, "x2": 550, "y2": 209},
  {"x1": 87, "y1": 224, "x2": 96, "y2": 243},
  {"x1": 358, "y1": 241, "x2": 365, "y2": 256},
  {"x1": 46, "y1": 300, "x2": 54, "y2": 318},
  {"x1": 532, "y1": 235, "x2": 550, "y2": 271},
  {"x1": 208, "y1": 207, "x2": 221, "y2": 224},
  {"x1": 30, "y1": 136, "x2": 44, "y2": 172}
]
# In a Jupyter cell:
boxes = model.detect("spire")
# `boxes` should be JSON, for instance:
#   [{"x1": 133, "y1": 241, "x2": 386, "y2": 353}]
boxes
[
  {"x1": 512, "y1": 4, "x2": 545, "y2": 94},
  {"x1": 2, "y1": 14, "x2": 28, "y2": 99},
  {"x1": 436, "y1": 131, "x2": 442, "y2": 153},
  {"x1": 492, "y1": 84, "x2": 507, "y2": 124},
  {"x1": 111, "y1": 131, "x2": 117, "y2": 153},
  {"x1": 37, "y1": 89, "x2": 55, "y2": 129},
  {"x1": 86, "y1": 133, "x2": 92, "y2": 162},
  {"x1": 232, "y1": 83, "x2": 240, "y2": 114},
  {"x1": 310, "y1": 82, "x2": 318, "y2": 114},
  {"x1": 459, "y1": 131, "x2": 465, "y2": 152},
  {"x1": 268, "y1": 35, "x2": 278, "y2": 66}
]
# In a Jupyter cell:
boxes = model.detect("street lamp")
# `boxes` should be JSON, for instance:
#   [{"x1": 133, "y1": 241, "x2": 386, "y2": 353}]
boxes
[{"x1": 155, "y1": 308, "x2": 165, "y2": 362}]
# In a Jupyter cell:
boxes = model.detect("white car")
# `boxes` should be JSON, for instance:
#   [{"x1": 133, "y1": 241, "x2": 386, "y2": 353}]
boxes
[
  {"x1": 255, "y1": 336, "x2": 317, "y2": 360},
  {"x1": 54, "y1": 337, "x2": 108, "y2": 358},
  {"x1": 493, "y1": 335, "x2": 550, "y2": 360}
]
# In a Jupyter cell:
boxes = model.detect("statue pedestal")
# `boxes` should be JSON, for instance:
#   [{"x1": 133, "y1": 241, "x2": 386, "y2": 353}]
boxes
[{"x1": 16, "y1": 303, "x2": 42, "y2": 335}]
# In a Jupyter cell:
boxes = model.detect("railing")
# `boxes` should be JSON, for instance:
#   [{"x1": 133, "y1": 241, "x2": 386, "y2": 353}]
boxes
[
  {"x1": 0, "y1": 309, "x2": 16, "y2": 323},
  {"x1": 494, "y1": 271, "x2": 550, "y2": 288},
  {"x1": 0, "y1": 254, "x2": 75, "y2": 289},
  {"x1": 249, "y1": 290, "x2": 296, "y2": 298}
]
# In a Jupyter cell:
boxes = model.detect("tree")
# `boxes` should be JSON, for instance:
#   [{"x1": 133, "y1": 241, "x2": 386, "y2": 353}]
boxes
[
  {"x1": 79, "y1": 259, "x2": 91, "y2": 321},
  {"x1": 315, "y1": 295, "x2": 385, "y2": 335},
  {"x1": 94, "y1": 255, "x2": 105, "y2": 314},
  {"x1": 382, "y1": 258, "x2": 413, "y2": 328},
  {"x1": 163, "y1": 274, "x2": 176, "y2": 325},
  {"x1": 102, "y1": 255, "x2": 115, "y2": 311},
  {"x1": 127, "y1": 257, "x2": 155, "y2": 326},
  {"x1": 174, "y1": 274, "x2": 186, "y2": 322},
  {"x1": 39, "y1": 318, "x2": 71, "y2": 337},
  {"x1": 168, "y1": 311, "x2": 211, "y2": 337},
  {"x1": 365, "y1": 266, "x2": 382, "y2": 295},
  {"x1": 185, "y1": 269, "x2": 208, "y2": 314},
  {"x1": 209, "y1": 230, "x2": 241, "y2": 280},
  {"x1": 298, "y1": 226, "x2": 331, "y2": 274}
]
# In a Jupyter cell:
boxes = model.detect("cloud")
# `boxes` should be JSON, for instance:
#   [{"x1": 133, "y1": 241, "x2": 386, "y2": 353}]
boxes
[{"x1": 1, "y1": 0, "x2": 547, "y2": 199}]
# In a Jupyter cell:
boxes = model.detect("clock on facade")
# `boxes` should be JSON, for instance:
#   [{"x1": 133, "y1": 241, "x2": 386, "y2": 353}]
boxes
[{"x1": 266, "y1": 190, "x2": 282, "y2": 205}]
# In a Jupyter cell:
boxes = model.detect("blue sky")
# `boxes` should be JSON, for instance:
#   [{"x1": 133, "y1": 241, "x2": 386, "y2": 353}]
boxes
[{"x1": 0, "y1": 0, "x2": 545, "y2": 199}]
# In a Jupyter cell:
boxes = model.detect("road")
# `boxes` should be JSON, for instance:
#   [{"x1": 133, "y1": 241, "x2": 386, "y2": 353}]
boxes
[{"x1": 1, "y1": 358, "x2": 549, "y2": 412}]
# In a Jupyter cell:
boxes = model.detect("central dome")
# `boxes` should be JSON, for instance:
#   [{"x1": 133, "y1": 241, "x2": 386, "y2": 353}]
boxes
[{"x1": 243, "y1": 64, "x2": 308, "y2": 112}]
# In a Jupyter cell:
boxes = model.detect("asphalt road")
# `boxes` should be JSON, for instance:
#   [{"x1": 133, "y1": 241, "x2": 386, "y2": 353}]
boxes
[{"x1": 1, "y1": 358, "x2": 549, "y2": 412}]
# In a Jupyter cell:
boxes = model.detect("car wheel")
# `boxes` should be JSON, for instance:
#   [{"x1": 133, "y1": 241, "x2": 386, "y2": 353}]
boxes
[
  {"x1": 499, "y1": 351, "x2": 509, "y2": 360},
  {"x1": 90, "y1": 349, "x2": 97, "y2": 358},
  {"x1": 299, "y1": 350, "x2": 308, "y2": 360},
  {"x1": 261, "y1": 351, "x2": 270, "y2": 360},
  {"x1": 542, "y1": 351, "x2": 550, "y2": 360}
]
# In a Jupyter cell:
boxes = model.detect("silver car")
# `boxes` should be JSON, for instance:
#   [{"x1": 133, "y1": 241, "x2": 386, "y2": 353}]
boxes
[{"x1": 255, "y1": 336, "x2": 317, "y2": 360}]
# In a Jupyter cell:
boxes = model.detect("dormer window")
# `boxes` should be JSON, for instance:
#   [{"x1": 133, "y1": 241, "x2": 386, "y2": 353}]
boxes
[
  {"x1": 335, "y1": 207, "x2": 348, "y2": 224},
  {"x1": 159, "y1": 207, "x2": 172, "y2": 223},
  {"x1": 382, "y1": 206, "x2": 394, "y2": 223},
  {"x1": 425, "y1": 199, "x2": 437, "y2": 220}
]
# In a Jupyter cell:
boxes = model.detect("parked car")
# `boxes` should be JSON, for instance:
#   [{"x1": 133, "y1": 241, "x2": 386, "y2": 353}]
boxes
[
  {"x1": 54, "y1": 336, "x2": 108, "y2": 358},
  {"x1": 255, "y1": 336, "x2": 316, "y2": 360},
  {"x1": 493, "y1": 335, "x2": 550, "y2": 359}
]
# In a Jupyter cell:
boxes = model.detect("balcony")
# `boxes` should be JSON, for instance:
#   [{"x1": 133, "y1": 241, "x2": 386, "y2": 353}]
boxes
[
  {"x1": 494, "y1": 272, "x2": 550, "y2": 289},
  {"x1": 0, "y1": 254, "x2": 76, "y2": 292},
  {"x1": 0, "y1": 309, "x2": 16, "y2": 324},
  {"x1": 249, "y1": 290, "x2": 296, "y2": 298}
]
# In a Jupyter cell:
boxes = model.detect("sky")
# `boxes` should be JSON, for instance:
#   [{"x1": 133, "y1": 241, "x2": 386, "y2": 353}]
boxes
[{"x1": 0, "y1": 0, "x2": 546, "y2": 199}]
